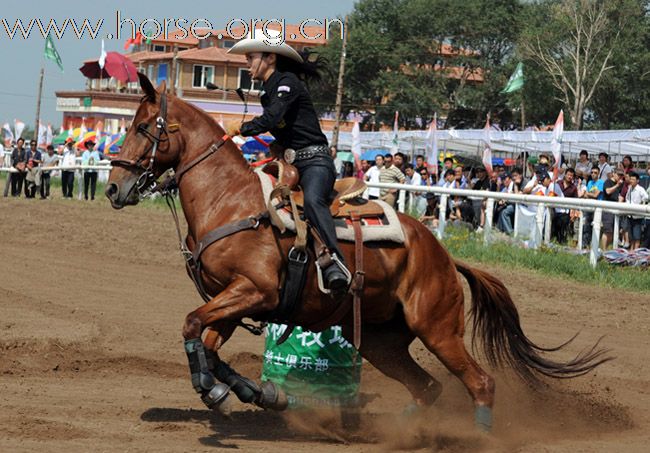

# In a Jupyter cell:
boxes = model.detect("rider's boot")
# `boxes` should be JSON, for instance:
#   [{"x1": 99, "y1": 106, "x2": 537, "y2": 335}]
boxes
[{"x1": 319, "y1": 252, "x2": 351, "y2": 301}]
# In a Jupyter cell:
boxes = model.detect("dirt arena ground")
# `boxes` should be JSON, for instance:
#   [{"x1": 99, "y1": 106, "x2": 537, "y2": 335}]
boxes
[{"x1": 1, "y1": 195, "x2": 649, "y2": 452}]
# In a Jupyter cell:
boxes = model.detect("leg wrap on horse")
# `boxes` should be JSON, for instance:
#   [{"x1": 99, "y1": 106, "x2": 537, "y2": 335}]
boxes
[
  {"x1": 184, "y1": 339, "x2": 229, "y2": 409},
  {"x1": 256, "y1": 381, "x2": 288, "y2": 411},
  {"x1": 214, "y1": 360, "x2": 260, "y2": 404},
  {"x1": 213, "y1": 359, "x2": 287, "y2": 410},
  {"x1": 475, "y1": 405, "x2": 493, "y2": 432}
]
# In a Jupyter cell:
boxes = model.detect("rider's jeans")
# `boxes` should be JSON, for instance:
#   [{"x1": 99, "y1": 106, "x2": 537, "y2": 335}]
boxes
[{"x1": 293, "y1": 155, "x2": 344, "y2": 261}]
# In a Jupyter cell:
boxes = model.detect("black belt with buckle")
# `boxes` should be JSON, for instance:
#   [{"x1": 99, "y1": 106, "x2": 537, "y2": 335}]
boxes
[{"x1": 285, "y1": 145, "x2": 330, "y2": 164}]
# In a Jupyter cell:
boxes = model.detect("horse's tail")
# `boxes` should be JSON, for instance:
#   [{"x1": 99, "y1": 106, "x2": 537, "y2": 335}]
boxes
[{"x1": 454, "y1": 259, "x2": 613, "y2": 383}]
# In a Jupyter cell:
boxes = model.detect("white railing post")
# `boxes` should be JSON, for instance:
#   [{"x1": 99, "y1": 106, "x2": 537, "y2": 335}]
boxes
[
  {"x1": 437, "y1": 194, "x2": 448, "y2": 239},
  {"x1": 544, "y1": 206, "x2": 552, "y2": 245},
  {"x1": 590, "y1": 208, "x2": 603, "y2": 268},
  {"x1": 484, "y1": 198, "x2": 494, "y2": 245},
  {"x1": 534, "y1": 203, "x2": 545, "y2": 249},
  {"x1": 513, "y1": 202, "x2": 520, "y2": 238},
  {"x1": 613, "y1": 215, "x2": 620, "y2": 249},
  {"x1": 3, "y1": 172, "x2": 10, "y2": 197},
  {"x1": 578, "y1": 211, "x2": 585, "y2": 250},
  {"x1": 76, "y1": 170, "x2": 83, "y2": 200},
  {"x1": 397, "y1": 189, "x2": 406, "y2": 213}
]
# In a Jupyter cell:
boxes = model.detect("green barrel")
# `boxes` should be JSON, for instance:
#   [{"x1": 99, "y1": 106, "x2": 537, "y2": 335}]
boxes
[{"x1": 262, "y1": 323, "x2": 362, "y2": 408}]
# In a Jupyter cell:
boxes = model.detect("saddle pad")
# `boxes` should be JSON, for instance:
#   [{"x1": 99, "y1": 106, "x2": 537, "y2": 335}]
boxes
[{"x1": 256, "y1": 169, "x2": 405, "y2": 244}]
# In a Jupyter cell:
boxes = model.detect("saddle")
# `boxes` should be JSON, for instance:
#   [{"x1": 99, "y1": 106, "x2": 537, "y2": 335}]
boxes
[
  {"x1": 262, "y1": 159, "x2": 368, "y2": 349},
  {"x1": 262, "y1": 160, "x2": 384, "y2": 218}
]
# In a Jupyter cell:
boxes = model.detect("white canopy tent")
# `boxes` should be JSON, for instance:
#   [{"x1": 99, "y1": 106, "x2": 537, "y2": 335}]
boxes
[{"x1": 327, "y1": 128, "x2": 650, "y2": 162}]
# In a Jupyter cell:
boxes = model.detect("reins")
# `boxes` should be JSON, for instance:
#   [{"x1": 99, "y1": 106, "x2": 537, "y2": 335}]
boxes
[{"x1": 113, "y1": 93, "x2": 276, "y2": 336}]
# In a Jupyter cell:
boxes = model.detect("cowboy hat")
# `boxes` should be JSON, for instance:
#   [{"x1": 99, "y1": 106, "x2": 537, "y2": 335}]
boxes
[{"x1": 227, "y1": 28, "x2": 303, "y2": 63}]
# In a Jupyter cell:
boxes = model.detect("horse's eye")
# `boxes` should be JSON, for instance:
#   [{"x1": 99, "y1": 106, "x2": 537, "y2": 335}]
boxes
[{"x1": 137, "y1": 123, "x2": 149, "y2": 132}]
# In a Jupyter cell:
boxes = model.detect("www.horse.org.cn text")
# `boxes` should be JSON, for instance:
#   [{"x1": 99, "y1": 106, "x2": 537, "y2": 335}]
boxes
[{"x1": 0, "y1": 14, "x2": 346, "y2": 43}]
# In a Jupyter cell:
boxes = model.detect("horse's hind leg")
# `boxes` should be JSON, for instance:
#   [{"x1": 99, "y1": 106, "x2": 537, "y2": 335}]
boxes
[
  {"x1": 407, "y1": 292, "x2": 495, "y2": 431},
  {"x1": 358, "y1": 311, "x2": 443, "y2": 409}
]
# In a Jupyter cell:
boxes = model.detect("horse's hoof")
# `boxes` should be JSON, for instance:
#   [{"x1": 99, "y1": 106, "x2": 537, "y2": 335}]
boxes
[
  {"x1": 255, "y1": 381, "x2": 288, "y2": 411},
  {"x1": 202, "y1": 383, "x2": 231, "y2": 414},
  {"x1": 403, "y1": 402, "x2": 421, "y2": 417},
  {"x1": 474, "y1": 405, "x2": 492, "y2": 433}
]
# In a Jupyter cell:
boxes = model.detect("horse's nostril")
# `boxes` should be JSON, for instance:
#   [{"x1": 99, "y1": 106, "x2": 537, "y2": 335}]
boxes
[{"x1": 105, "y1": 183, "x2": 118, "y2": 199}]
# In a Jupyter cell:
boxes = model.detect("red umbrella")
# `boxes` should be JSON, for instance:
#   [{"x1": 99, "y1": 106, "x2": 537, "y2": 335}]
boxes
[
  {"x1": 78, "y1": 52, "x2": 137, "y2": 83},
  {"x1": 79, "y1": 61, "x2": 109, "y2": 79},
  {"x1": 103, "y1": 52, "x2": 138, "y2": 83}
]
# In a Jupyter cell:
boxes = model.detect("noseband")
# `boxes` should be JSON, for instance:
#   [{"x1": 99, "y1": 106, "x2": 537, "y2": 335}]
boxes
[{"x1": 111, "y1": 91, "x2": 173, "y2": 199}]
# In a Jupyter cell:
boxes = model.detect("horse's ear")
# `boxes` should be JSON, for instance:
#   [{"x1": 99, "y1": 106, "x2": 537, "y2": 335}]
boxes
[
  {"x1": 157, "y1": 79, "x2": 167, "y2": 94},
  {"x1": 138, "y1": 72, "x2": 156, "y2": 101}
]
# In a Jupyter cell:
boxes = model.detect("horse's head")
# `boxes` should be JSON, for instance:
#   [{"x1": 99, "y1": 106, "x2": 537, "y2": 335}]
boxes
[{"x1": 105, "y1": 73, "x2": 183, "y2": 208}]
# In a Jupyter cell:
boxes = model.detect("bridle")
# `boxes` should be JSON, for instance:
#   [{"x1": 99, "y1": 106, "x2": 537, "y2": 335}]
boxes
[
  {"x1": 111, "y1": 91, "x2": 174, "y2": 199},
  {"x1": 107, "y1": 84, "x2": 277, "y2": 337}
]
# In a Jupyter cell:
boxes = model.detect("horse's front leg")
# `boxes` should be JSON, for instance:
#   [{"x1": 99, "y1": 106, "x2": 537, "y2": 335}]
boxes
[
  {"x1": 202, "y1": 323, "x2": 287, "y2": 411},
  {"x1": 182, "y1": 275, "x2": 271, "y2": 339},
  {"x1": 183, "y1": 277, "x2": 286, "y2": 411}
]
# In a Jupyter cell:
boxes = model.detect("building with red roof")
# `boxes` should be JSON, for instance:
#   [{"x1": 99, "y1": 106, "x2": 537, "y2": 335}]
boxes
[{"x1": 56, "y1": 24, "x2": 482, "y2": 135}]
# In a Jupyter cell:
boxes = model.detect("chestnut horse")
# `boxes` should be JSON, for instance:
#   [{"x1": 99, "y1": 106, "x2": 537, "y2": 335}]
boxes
[{"x1": 106, "y1": 74, "x2": 609, "y2": 430}]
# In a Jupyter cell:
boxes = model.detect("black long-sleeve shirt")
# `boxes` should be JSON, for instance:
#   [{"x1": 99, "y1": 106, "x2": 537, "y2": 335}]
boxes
[
  {"x1": 239, "y1": 70, "x2": 327, "y2": 150},
  {"x1": 11, "y1": 147, "x2": 26, "y2": 167}
]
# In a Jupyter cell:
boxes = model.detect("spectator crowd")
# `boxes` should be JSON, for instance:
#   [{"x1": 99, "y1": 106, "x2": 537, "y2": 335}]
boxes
[
  {"x1": 3, "y1": 137, "x2": 104, "y2": 201},
  {"x1": 332, "y1": 147, "x2": 650, "y2": 251}
]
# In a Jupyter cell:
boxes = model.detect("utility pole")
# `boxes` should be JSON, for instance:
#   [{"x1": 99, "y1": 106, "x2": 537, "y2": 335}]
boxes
[
  {"x1": 34, "y1": 66, "x2": 45, "y2": 142},
  {"x1": 330, "y1": 16, "x2": 348, "y2": 148},
  {"x1": 170, "y1": 44, "x2": 178, "y2": 95}
]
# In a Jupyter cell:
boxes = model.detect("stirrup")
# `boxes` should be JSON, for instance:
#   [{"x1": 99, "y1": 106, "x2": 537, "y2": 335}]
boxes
[{"x1": 315, "y1": 253, "x2": 352, "y2": 294}]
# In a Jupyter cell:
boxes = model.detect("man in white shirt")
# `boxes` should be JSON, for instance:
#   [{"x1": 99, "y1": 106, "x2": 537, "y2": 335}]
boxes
[
  {"x1": 437, "y1": 157, "x2": 455, "y2": 186},
  {"x1": 40, "y1": 144, "x2": 59, "y2": 199},
  {"x1": 404, "y1": 164, "x2": 424, "y2": 214},
  {"x1": 625, "y1": 172, "x2": 649, "y2": 249},
  {"x1": 60, "y1": 138, "x2": 78, "y2": 199},
  {"x1": 364, "y1": 154, "x2": 383, "y2": 200},
  {"x1": 404, "y1": 164, "x2": 422, "y2": 186},
  {"x1": 81, "y1": 140, "x2": 101, "y2": 200},
  {"x1": 521, "y1": 169, "x2": 551, "y2": 213}
]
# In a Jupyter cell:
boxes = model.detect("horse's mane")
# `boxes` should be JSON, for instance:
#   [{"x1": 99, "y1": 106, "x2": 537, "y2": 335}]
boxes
[
  {"x1": 172, "y1": 95, "x2": 224, "y2": 133},
  {"x1": 170, "y1": 92, "x2": 256, "y2": 177}
]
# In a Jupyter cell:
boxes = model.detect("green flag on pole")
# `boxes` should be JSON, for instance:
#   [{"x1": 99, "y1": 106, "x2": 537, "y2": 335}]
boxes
[
  {"x1": 44, "y1": 34, "x2": 64, "y2": 72},
  {"x1": 501, "y1": 62, "x2": 523, "y2": 94}
]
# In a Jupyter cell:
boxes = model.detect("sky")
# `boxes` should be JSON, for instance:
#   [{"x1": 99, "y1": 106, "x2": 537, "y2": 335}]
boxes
[{"x1": 0, "y1": 0, "x2": 356, "y2": 131}]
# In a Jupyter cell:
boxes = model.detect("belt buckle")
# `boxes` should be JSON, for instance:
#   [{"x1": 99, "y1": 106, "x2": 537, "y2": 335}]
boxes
[{"x1": 284, "y1": 148, "x2": 296, "y2": 164}]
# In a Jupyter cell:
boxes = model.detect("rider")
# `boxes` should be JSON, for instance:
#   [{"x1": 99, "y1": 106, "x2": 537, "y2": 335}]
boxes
[{"x1": 226, "y1": 29, "x2": 350, "y2": 299}]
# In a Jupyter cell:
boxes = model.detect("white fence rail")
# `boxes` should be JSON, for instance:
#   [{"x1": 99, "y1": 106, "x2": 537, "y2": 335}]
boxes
[
  {"x1": 2, "y1": 162, "x2": 113, "y2": 200},
  {"x1": 367, "y1": 182, "x2": 650, "y2": 268},
  {"x1": 4, "y1": 163, "x2": 648, "y2": 268}
]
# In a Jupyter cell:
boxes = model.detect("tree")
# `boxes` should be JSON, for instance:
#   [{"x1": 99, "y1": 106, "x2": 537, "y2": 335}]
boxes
[
  {"x1": 518, "y1": 59, "x2": 565, "y2": 128},
  {"x1": 588, "y1": 0, "x2": 650, "y2": 129},
  {"x1": 520, "y1": 0, "x2": 631, "y2": 130},
  {"x1": 312, "y1": 0, "x2": 522, "y2": 130}
]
